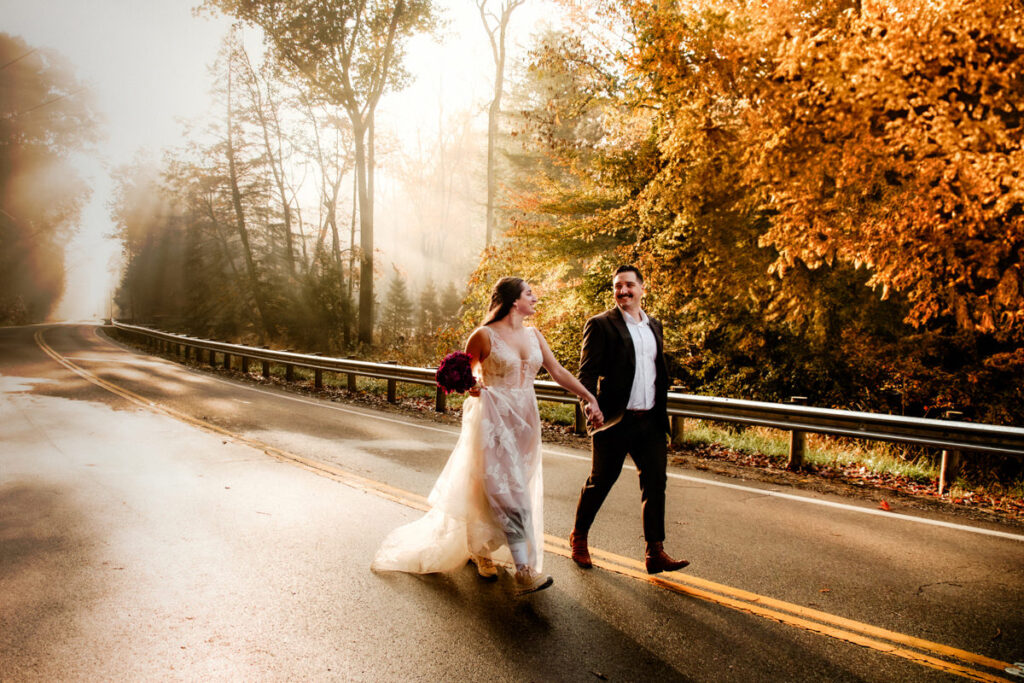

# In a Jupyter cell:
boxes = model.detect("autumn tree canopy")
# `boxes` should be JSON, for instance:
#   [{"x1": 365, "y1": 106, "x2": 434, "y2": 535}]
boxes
[{"x1": 463, "y1": 0, "x2": 1023, "y2": 423}]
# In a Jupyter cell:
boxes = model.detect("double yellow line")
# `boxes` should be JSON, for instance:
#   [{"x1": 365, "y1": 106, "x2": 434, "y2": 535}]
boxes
[{"x1": 35, "y1": 327, "x2": 1016, "y2": 682}]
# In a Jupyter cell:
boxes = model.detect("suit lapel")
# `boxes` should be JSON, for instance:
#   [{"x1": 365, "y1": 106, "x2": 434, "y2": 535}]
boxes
[
  {"x1": 649, "y1": 316, "x2": 664, "y2": 358},
  {"x1": 608, "y1": 307, "x2": 635, "y2": 368}
]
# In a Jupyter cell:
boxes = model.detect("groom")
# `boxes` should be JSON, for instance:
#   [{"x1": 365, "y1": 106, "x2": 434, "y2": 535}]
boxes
[{"x1": 571, "y1": 265, "x2": 689, "y2": 574}]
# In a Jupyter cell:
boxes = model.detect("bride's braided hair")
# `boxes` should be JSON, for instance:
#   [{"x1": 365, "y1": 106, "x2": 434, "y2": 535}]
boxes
[{"x1": 482, "y1": 277, "x2": 526, "y2": 326}]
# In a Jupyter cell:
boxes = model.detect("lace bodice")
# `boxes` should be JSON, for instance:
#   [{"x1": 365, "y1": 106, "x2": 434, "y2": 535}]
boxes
[{"x1": 481, "y1": 326, "x2": 543, "y2": 389}]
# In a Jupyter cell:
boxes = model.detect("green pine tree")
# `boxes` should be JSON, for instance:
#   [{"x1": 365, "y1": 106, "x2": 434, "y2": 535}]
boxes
[{"x1": 380, "y1": 271, "x2": 414, "y2": 346}]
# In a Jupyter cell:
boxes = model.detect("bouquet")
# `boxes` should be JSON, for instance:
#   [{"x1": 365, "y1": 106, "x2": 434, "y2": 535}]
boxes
[{"x1": 435, "y1": 351, "x2": 477, "y2": 394}]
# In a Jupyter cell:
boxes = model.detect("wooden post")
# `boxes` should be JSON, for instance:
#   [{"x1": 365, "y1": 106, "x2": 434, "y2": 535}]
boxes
[
  {"x1": 241, "y1": 356, "x2": 249, "y2": 374},
  {"x1": 208, "y1": 349, "x2": 217, "y2": 367},
  {"x1": 435, "y1": 386, "x2": 447, "y2": 413},
  {"x1": 938, "y1": 410, "x2": 964, "y2": 496},
  {"x1": 223, "y1": 353, "x2": 231, "y2": 370},
  {"x1": 312, "y1": 353, "x2": 323, "y2": 389},
  {"x1": 262, "y1": 347, "x2": 271, "y2": 378},
  {"x1": 286, "y1": 364, "x2": 295, "y2": 382},
  {"x1": 786, "y1": 396, "x2": 808, "y2": 471},
  {"x1": 386, "y1": 361, "x2": 397, "y2": 403},
  {"x1": 346, "y1": 357, "x2": 357, "y2": 391},
  {"x1": 184, "y1": 345, "x2": 191, "y2": 361},
  {"x1": 670, "y1": 415, "x2": 686, "y2": 446}
]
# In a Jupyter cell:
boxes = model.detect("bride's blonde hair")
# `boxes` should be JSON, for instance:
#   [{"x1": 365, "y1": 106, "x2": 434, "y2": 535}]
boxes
[{"x1": 482, "y1": 277, "x2": 526, "y2": 326}]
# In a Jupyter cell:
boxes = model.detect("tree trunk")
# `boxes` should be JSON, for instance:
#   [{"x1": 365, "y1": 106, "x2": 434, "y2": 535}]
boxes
[
  {"x1": 353, "y1": 118, "x2": 374, "y2": 344},
  {"x1": 478, "y1": 0, "x2": 521, "y2": 247},
  {"x1": 225, "y1": 62, "x2": 273, "y2": 343}
]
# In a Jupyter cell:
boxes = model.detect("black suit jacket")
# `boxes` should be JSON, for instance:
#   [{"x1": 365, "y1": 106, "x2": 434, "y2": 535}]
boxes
[{"x1": 578, "y1": 307, "x2": 670, "y2": 434}]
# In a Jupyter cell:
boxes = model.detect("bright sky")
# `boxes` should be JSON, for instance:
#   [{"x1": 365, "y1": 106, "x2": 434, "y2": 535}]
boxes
[{"x1": 1, "y1": 0, "x2": 555, "y2": 320}]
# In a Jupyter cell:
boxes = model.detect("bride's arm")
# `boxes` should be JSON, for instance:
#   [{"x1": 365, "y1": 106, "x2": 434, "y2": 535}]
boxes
[
  {"x1": 464, "y1": 327, "x2": 491, "y2": 396},
  {"x1": 534, "y1": 329, "x2": 603, "y2": 426}
]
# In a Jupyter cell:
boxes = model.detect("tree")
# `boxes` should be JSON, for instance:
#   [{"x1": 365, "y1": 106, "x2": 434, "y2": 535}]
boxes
[
  {"x1": 452, "y1": 27, "x2": 631, "y2": 368},
  {"x1": 221, "y1": 32, "x2": 277, "y2": 342},
  {"x1": 745, "y1": 0, "x2": 1024, "y2": 335},
  {"x1": 202, "y1": 0, "x2": 440, "y2": 344},
  {"x1": 440, "y1": 280, "x2": 462, "y2": 321},
  {"x1": 417, "y1": 278, "x2": 440, "y2": 336},
  {"x1": 110, "y1": 158, "x2": 187, "y2": 324},
  {"x1": 477, "y1": 0, "x2": 524, "y2": 246},
  {"x1": 379, "y1": 268, "x2": 414, "y2": 345},
  {"x1": 394, "y1": 106, "x2": 483, "y2": 277},
  {"x1": 0, "y1": 34, "x2": 98, "y2": 323}
]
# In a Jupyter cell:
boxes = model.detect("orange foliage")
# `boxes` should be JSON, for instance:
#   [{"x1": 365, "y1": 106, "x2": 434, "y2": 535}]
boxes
[
  {"x1": 628, "y1": 0, "x2": 1024, "y2": 337},
  {"x1": 744, "y1": 0, "x2": 1024, "y2": 334}
]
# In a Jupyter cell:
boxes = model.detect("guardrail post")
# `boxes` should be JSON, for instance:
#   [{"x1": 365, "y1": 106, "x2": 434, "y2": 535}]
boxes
[
  {"x1": 938, "y1": 410, "x2": 964, "y2": 496},
  {"x1": 223, "y1": 352, "x2": 231, "y2": 370},
  {"x1": 346, "y1": 357, "x2": 357, "y2": 391},
  {"x1": 311, "y1": 353, "x2": 324, "y2": 389},
  {"x1": 670, "y1": 416, "x2": 685, "y2": 446},
  {"x1": 386, "y1": 361, "x2": 398, "y2": 403},
  {"x1": 574, "y1": 403, "x2": 586, "y2": 435},
  {"x1": 184, "y1": 344, "x2": 191, "y2": 361},
  {"x1": 241, "y1": 356, "x2": 249, "y2": 374},
  {"x1": 208, "y1": 349, "x2": 217, "y2": 368},
  {"x1": 286, "y1": 363, "x2": 295, "y2": 382},
  {"x1": 435, "y1": 386, "x2": 447, "y2": 412},
  {"x1": 786, "y1": 396, "x2": 808, "y2": 471}
]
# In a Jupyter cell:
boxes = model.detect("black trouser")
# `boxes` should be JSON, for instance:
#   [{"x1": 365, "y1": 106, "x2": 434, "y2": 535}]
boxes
[{"x1": 573, "y1": 410, "x2": 668, "y2": 543}]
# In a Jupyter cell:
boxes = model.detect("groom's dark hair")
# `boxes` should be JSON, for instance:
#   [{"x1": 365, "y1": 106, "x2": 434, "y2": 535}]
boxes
[{"x1": 613, "y1": 265, "x2": 643, "y2": 283}]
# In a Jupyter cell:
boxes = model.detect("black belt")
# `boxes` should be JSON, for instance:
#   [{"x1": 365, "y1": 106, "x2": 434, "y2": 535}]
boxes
[{"x1": 626, "y1": 409, "x2": 653, "y2": 416}]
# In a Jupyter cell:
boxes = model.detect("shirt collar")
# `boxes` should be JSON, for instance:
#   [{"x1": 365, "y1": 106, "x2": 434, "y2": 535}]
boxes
[{"x1": 619, "y1": 307, "x2": 648, "y2": 326}]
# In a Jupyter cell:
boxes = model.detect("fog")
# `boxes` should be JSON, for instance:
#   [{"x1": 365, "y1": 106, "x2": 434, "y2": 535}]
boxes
[{"x1": 1, "y1": 0, "x2": 557, "y2": 321}]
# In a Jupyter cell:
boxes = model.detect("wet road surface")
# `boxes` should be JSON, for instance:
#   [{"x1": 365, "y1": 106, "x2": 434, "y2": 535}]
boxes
[{"x1": 2, "y1": 324, "x2": 1022, "y2": 681}]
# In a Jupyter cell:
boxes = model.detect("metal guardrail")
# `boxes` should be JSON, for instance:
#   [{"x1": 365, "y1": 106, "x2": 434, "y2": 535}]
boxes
[{"x1": 110, "y1": 321, "x2": 1024, "y2": 492}]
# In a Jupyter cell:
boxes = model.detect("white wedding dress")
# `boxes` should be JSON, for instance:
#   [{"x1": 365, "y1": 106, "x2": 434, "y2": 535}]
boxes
[{"x1": 372, "y1": 326, "x2": 545, "y2": 574}]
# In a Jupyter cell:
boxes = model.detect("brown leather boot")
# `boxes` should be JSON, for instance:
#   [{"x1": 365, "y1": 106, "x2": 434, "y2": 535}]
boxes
[
  {"x1": 569, "y1": 530, "x2": 592, "y2": 568},
  {"x1": 645, "y1": 542, "x2": 689, "y2": 574}
]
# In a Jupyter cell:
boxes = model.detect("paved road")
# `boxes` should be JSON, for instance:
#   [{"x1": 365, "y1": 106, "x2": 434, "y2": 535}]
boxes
[{"x1": 2, "y1": 324, "x2": 1022, "y2": 681}]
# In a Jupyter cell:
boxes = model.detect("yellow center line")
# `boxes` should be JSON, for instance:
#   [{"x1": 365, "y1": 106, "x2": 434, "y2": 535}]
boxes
[{"x1": 36, "y1": 327, "x2": 1014, "y2": 682}]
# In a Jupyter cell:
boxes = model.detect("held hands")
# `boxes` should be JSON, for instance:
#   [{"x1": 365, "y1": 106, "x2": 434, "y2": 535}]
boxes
[{"x1": 583, "y1": 397, "x2": 604, "y2": 429}]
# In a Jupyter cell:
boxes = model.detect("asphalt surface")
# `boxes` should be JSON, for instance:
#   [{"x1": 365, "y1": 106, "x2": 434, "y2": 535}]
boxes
[{"x1": 1, "y1": 323, "x2": 1022, "y2": 681}]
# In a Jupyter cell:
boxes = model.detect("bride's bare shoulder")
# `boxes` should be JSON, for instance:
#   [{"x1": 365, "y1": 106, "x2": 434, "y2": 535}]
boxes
[{"x1": 466, "y1": 326, "x2": 492, "y2": 358}]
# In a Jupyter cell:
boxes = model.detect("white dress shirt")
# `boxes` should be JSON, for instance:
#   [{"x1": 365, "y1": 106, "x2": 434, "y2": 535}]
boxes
[{"x1": 621, "y1": 308, "x2": 657, "y2": 411}]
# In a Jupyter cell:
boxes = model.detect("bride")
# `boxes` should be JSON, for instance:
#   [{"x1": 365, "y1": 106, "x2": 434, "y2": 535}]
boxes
[{"x1": 372, "y1": 277, "x2": 603, "y2": 595}]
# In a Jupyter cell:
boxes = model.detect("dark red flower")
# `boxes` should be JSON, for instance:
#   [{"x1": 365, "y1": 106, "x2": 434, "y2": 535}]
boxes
[{"x1": 436, "y1": 351, "x2": 477, "y2": 394}]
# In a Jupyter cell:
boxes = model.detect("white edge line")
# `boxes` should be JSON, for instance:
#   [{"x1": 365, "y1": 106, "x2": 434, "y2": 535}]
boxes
[{"x1": 94, "y1": 327, "x2": 1024, "y2": 543}]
